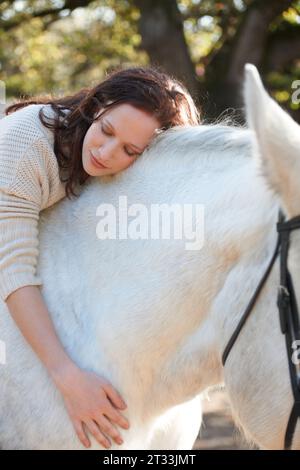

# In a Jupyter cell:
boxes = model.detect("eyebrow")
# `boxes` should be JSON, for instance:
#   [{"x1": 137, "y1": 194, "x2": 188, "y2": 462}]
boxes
[{"x1": 104, "y1": 118, "x2": 144, "y2": 152}]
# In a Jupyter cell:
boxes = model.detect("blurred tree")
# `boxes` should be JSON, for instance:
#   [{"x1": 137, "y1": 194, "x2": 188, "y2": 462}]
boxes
[
  {"x1": 0, "y1": 0, "x2": 146, "y2": 95},
  {"x1": 0, "y1": 0, "x2": 299, "y2": 121},
  {"x1": 132, "y1": 0, "x2": 300, "y2": 121},
  {"x1": 131, "y1": 0, "x2": 199, "y2": 95}
]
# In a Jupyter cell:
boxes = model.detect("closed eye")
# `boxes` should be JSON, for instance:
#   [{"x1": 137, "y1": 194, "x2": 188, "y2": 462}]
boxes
[
  {"x1": 101, "y1": 124, "x2": 139, "y2": 157},
  {"x1": 101, "y1": 124, "x2": 112, "y2": 136},
  {"x1": 125, "y1": 148, "x2": 139, "y2": 157}
]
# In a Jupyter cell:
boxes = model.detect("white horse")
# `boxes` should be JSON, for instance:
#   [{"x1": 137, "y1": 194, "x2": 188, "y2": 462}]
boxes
[{"x1": 0, "y1": 65, "x2": 299, "y2": 450}]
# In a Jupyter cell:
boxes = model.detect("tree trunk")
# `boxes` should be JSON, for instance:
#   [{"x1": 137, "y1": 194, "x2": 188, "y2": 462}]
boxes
[
  {"x1": 132, "y1": 0, "x2": 200, "y2": 100},
  {"x1": 206, "y1": 0, "x2": 294, "y2": 121},
  {"x1": 266, "y1": 25, "x2": 300, "y2": 71}
]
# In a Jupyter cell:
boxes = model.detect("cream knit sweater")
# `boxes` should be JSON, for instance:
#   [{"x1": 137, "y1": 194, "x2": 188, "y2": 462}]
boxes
[{"x1": 0, "y1": 104, "x2": 67, "y2": 302}]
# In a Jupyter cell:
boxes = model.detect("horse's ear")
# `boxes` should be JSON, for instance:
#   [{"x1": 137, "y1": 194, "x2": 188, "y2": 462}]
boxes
[
  {"x1": 244, "y1": 63, "x2": 300, "y2": 216},
  {"x1": 244, "y1": 64, "x2": 269, "y2": 131}
]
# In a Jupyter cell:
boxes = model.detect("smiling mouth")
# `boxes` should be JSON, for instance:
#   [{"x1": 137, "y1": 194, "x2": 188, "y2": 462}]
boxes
[{"x1": 89, "y1": 151, "x2": 109, "y2": 169}]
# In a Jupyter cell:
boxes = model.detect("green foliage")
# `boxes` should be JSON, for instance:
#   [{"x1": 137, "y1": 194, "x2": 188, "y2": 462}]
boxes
[
  {"x1": 0, "y1": 0, "x2": 299, "y2": 118},
  {"x1": 0, "y1": 0, "x2": 147, "y2": 97}
]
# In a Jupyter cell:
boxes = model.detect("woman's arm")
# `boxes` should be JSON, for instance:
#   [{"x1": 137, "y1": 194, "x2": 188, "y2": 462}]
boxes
[{"x1": 6, "y1": 285, "x2": 130, "y2": 449}]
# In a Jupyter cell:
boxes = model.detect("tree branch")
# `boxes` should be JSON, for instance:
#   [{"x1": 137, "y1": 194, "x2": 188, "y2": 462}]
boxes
[{"x1": 132, "y1": 0, "x2": 200, "y2": 97}]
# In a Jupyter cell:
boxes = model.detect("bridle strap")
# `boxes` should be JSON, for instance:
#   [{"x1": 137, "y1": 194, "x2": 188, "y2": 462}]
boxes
[
  {"x1": 286, "y1": 402, "x2": 300, "y2": 450},
  {"x1": 277, "y1": 216, "x2": 300, "y2": 449},
  {"x1": 278, "y1": 215, "x2": 300, "y2": 233},
  {"x1": 222, "y1": 210, "x2": 300, "y2": 449}
]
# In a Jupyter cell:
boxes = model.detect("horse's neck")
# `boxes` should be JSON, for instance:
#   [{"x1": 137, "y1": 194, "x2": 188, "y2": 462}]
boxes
[
  {"x1": 56, "y1": 132, "x2": 280, "y2": 411},
  {"x1": 207, "y1": 157, "x2": 280, "y2": 360},
  {"x1": 150, "y1": 156, "x2": 279, "y2": 410}
]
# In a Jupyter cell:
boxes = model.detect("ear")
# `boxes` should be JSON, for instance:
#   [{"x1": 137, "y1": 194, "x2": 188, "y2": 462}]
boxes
[{"x1": 244, "y1": 63, "x2": 300, "y2": 216}]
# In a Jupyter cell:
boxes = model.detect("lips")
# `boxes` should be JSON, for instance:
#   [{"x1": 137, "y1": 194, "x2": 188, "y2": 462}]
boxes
[{"x1": 89, "y1": 151, "x2": 108, "y2": 169}]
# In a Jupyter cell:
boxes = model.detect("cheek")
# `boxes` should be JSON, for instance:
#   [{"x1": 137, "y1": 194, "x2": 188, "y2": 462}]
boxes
[
  {"x1": 84, "y1": 123, "x2": 100, "y2": 148},
  {"x1": 120, "y1": 157, "x2": 136, "y2": 170},
  {"x1": 82, "y1": 130, "x2": 91, "y2": 152}
]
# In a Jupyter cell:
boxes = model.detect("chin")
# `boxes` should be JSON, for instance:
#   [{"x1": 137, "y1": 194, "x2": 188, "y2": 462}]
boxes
[
  {"x1": 87, "y1": 167, "x2": 101, "y2": 177},
  {"x1": 82, "y1": 158, "x2": 96, "y2": 176}
]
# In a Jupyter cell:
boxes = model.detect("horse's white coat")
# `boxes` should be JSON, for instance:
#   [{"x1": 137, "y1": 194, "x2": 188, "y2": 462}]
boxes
[{"x1": 0, "y1": 65, "x2": 299, "y2": 449}]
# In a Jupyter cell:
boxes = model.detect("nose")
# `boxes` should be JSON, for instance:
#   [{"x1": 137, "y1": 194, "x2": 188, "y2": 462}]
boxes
[{"x1": 96, "y1": 140, "x2": 116, "y2": 163}]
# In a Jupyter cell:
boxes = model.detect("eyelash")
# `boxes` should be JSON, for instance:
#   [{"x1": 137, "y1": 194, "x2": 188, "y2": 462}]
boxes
[{"x1": 101, "y1": 124, "x2": 138, "y2": 157}]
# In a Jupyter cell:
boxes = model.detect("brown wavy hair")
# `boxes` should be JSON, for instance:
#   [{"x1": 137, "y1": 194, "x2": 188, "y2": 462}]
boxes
[{"x1": 5, "y1": 65, "x2": 201, "y2": 198}]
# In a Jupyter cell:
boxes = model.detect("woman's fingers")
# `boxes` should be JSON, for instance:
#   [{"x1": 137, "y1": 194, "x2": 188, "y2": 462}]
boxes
[
  {"x1": 59, "y1": 369, "x2": 130, "y2": 448},
  {"x1": 103, "y1": 382, "x2": 127, "y2": 410},
  {"x1": 74, "y1": 420, "x2": 91, "y2": 448},
  {"x1": 104, "y1": 404, "x2": 130, "y2": 431},
  {"x1": 85, "y1": 420, "x2": 112, "y2": 449},
  {"x1": 95, "y1": 415, "x2": 124, "y2": 445}
]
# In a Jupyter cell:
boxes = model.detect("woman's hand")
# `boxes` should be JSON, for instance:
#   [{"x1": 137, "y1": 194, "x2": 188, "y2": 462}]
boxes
[
  {"x1": 5, "y1": 286, "x2": 129, "y2": 449},
  {"x1": 52, "y1": 363, "x2": 130, "y2": 449}
]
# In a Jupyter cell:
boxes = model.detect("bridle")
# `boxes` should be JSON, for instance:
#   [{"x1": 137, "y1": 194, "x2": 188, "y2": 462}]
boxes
[{"x1": 222, "y1": 210, "x2": 300, "y2": 450}]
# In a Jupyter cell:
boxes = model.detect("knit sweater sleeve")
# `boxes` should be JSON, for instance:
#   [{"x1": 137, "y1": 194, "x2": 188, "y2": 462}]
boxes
[{"x1": 0, "y1": 129, "x2": 66, "y2": 302}]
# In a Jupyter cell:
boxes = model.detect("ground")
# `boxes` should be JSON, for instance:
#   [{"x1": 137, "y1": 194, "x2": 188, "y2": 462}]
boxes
[{"x1": 193, "y1": 387, "x2": 255, "y2": 450}]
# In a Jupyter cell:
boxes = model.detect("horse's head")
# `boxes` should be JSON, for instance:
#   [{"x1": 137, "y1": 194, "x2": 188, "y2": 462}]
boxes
[
  {"x1": 244, "y1": 64, "x2": 300, "y2": 218},
  {"x1": 229, "y1": 64, "x2": 300, "y2": 449},
  {"x1": 244, "y1": 64, "x2": 300, "y2": 328}
]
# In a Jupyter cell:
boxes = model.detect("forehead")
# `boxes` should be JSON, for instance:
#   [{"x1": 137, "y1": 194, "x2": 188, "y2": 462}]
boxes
[{"x1": 103, "y1": 103, "x2": 160, "y2": 140}]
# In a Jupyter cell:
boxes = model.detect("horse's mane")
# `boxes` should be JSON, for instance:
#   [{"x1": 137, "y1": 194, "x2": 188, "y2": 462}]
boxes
[{"x1": 140, "y1": 123, "x2": 254, "y2": 170}]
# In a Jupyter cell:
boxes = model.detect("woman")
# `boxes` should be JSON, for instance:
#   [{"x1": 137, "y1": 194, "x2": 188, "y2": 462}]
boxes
[{"x1": 0, "y1": 66, "x2": 200, "y2": 449}]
